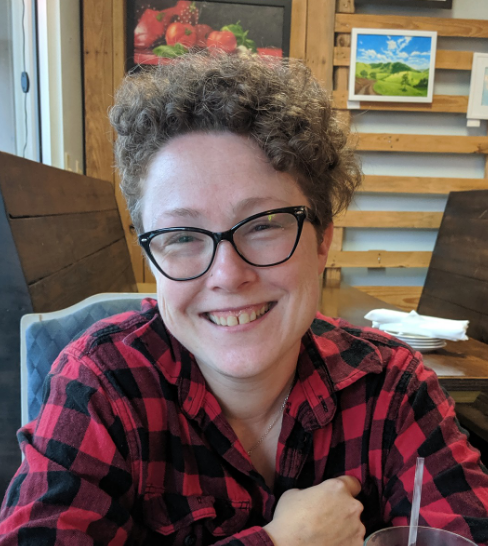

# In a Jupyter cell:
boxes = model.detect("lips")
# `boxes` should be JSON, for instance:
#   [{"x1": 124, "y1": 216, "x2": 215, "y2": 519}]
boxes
[{"x1": 206, "y1": 303, "x2": 271, "y2": 327}]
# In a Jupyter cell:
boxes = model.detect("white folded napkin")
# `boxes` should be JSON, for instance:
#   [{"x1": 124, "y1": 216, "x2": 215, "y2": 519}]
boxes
[{"x1": 364, "y1": 309, "x2": 469, "y2": 341}]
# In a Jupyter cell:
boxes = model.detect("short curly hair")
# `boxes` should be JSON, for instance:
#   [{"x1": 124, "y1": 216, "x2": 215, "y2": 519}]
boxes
[{"x1": 109, "y1": 53, "x2": 361, "y2": 234}]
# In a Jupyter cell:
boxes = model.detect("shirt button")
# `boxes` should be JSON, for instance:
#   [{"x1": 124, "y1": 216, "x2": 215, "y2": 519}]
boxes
[{"x1": 184, "y1": 533, "x2": 196, "y2": 546}]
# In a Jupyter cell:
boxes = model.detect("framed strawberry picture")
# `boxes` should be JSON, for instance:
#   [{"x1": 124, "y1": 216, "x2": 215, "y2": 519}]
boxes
[{"x1": 126, "y1": 0, "x2": 292, "y2": 69}]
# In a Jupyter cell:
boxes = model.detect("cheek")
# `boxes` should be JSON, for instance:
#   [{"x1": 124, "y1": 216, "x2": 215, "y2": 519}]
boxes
[{"x1": 156, "y1": 277, "x2": 199, "y2": 322}]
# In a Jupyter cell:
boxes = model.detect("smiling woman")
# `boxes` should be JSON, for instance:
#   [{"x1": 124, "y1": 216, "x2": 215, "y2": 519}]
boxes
[{"x1": 1, "y1": 53, "x2": 488, "y2": 546}]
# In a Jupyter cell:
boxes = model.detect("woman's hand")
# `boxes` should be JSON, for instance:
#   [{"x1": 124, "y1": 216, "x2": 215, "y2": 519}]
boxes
[{"x1": 263, "y1": 476, "x2": 365, "y2": 546}]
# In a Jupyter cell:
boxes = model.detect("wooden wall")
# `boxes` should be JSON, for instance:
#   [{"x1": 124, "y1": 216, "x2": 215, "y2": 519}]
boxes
[
  {"x1": 82, "y1": 1, "x2": 488, "y2": 310},
  {"x1": 325, "y1": 5, "x2": 488, "y2": 310}
]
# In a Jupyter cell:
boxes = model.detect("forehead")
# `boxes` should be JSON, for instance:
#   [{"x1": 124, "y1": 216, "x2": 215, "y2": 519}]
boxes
[{"x1": 140, "y1": 132, "x2": 307, "y2": 230}]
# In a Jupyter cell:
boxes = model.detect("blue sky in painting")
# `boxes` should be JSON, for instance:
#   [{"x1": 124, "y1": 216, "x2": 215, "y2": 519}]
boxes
[{"x1": 356, "y1": 34, "x2": 433, "y2": 70}]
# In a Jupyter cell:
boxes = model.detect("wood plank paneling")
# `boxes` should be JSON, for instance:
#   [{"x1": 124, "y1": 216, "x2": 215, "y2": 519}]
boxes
[
  {"x1": 0, "y1": 152, "x2": 115, "y2": 216},
  {"x1": 334, "y1": 210, "x2": 442, "y2": 228},
  {"x1": 10, "y1": 211, "x2": 125, "y2": 283},
  {"x1": 83, "y1": 0, "x2": 114, "y2": 181},
  {"x1": 29, "y1": 239, "x2": 136, "y2": 312},
  {"x1": 357, "y1": 285, "x2": 422, "y2": 312},
  {"x1": 333, "y1": 91, "x2": 468, "y2": 113},
  {"x1": 335, "y1": 13, "x2": 488, "y2": 38},
  {"x1": 290, "y1": 0, "x2": 307, "y2": 59},
  {"x1": 359, "y1": 175, "x2": 488, "y2": 194},
  {"x1": 111, "y1": 0, "x2": 145, "y2": 283},
  {"x1": 306, "y1": 0, "x2": 336, "y2": 89},
  {"x1": 325, "y1": 226, "x2": 344, "y2": 286},
  {"x1": 354, "y1": 134, "x2": 488, "y2": 154},
  {"x1": 334, "y1": 47, "x2": 473, "y2": 71},
  {"x1": 326, "y1": 250, "x2": 432, "y2": 268}
]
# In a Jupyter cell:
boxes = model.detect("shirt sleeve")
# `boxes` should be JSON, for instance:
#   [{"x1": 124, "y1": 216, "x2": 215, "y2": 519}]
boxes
[
  {"x1": 0, "y1": 349, "x2": 138, "y2": 545},
  {"x1": 381, "y1": 349, "x2": 488, "y2": 545}
]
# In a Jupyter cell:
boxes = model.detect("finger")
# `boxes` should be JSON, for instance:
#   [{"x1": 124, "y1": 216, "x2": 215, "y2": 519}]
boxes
[{"x1": 335, "y1": 475, "x2": 362, "y2": 497}]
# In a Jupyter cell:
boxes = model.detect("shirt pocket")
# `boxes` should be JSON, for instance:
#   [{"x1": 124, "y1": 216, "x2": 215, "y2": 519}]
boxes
[{"x1": 142, "y1": 492, "x2": 252, "y2": 544}]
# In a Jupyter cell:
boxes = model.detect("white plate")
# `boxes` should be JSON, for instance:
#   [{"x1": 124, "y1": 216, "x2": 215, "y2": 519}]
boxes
[{"x1": 414, "y1": 343, "x2": 447, "y2": 353}]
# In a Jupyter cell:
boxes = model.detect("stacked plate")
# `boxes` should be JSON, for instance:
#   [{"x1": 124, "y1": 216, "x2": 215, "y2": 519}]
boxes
[{"x1": 384, "y1": 330, "x2": 446, "y2": 353}]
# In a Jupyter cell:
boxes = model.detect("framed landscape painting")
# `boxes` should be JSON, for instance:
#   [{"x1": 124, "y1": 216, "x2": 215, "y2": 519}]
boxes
[
  {"x1": 467, "y1": 53, "x2": 488, "y2": 121},
  {"x1": 348, "y1": 29, "x2": 437, "y2": 104},
  {"x1": 126, "y1": 0, "x2": 292, "y2": 70}
]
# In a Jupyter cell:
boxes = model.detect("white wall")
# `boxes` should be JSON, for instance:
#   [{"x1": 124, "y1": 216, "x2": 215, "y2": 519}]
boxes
[
  {"x1": 0, "y1": 2, "x2": 17, "y2": 156},
  {"x1": 342, "y1": 0, "x2": 488, "y2": 287},
  {"x1": 38, "y1": 0, "x2": 83, "y2": 172}
]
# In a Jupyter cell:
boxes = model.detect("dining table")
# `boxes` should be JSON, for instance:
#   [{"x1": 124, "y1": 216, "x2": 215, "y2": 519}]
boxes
[{"x1": 319, "y1": 284, "x2": 488, "y2": 394}]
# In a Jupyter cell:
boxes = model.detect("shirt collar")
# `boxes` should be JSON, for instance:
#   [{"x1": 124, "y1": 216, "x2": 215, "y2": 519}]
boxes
[{"x1": 123, "y1": 302, "x2": 386, "y2": 429}]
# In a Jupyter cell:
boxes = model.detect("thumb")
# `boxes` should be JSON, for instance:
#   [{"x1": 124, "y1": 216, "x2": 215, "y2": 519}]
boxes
[{"x1": 336, "y1": 475, "x2": 362, "y2": 497}]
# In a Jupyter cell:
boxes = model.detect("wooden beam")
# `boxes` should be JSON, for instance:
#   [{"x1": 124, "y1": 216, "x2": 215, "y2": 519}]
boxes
[
  {"x1": 333, "y1": 90, "x2": 468, "y2": 113},
  {"x1": 359, "y1": 175, "x2": 488, "y2": 194},
  {"x1": 290, "y1": 0, "x2": 307, "y2": 59},
  {"x1": 83, "y1": 0, "x2": 114, "y2": 182},
  {"x1": 335, "y1": 13, "x2": 488, "y2": 38},
  {"x1": 336, "y1": 0, "x2": 354, "y2": 12},
  {"x1": 326, "y1": 227, "x2": 344, "y2": 286},
  {"x1": 112, "y1": 0, "x2": 145, "y2": 283},
  {"x1": 354, "y1": 134, "x2": 488, "y2": 154},
  {"x1": 334, "y1": 47, "x2": 473, "y2": 71},
  {"x1": 326, "y1": 250, "x2": 432, "y2": 268},
  {"x1": 334, "y1": 210, "x2": 443, "y2": 229},
  {"x1": 306, "y1": 0, "x2": 335, "y2": 90}
]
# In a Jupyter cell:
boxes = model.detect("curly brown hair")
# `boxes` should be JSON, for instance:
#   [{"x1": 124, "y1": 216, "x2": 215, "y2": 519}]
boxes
[{"x1": 109, "y1": 53, "x2": 361, "y2": 234}]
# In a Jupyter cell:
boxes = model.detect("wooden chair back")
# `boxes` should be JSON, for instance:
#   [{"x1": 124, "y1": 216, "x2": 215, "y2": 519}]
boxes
[
  {"x1": 0, "y1": 151, "x2": 136, "y2": 497},
  {"x1": 417, "y1": 189, "x2": 488, "y2": 343}
]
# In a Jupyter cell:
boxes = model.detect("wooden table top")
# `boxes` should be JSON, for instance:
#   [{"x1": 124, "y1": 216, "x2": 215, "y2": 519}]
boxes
[{"x1": 320, "y1": 285, "x2": 488, "y2": 392}]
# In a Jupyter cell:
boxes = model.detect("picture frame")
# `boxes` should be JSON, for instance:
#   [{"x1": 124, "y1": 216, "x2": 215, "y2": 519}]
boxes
[
  {"x1": 125, "y1": 0, "x2": 292, "y2": 71},
  {"x1": 354, "y1": 0, "x2": 452, "y2": 9},
  {"x1": 348, "y1": 29, "x2": 437, "y2": 104},
  {"x1": 467, "y1": 53, "x2": 488, "y2": 121}
]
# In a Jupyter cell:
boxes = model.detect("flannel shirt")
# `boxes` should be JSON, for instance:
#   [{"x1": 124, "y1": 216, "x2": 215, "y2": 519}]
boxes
[{"x1": 1, "y1": 298, "x2": 488, "y2": 545}]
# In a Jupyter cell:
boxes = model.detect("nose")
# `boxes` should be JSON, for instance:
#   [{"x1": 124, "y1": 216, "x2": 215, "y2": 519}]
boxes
[{"x1": 206, "y1": 240, "x2": 257, "y2": 290}]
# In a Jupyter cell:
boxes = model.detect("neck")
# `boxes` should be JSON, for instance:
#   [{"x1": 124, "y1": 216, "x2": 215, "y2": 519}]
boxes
[{"x1": 197, "y1": 349, "x2": 298, "y2": 425}]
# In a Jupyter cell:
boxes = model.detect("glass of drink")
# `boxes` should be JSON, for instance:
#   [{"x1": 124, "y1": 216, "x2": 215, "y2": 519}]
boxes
[{"x1": 364, "y1": 526, "x2": 477, "y2": 546}]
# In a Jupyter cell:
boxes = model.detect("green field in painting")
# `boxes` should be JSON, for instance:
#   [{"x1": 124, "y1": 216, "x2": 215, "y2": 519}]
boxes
[{"x1": 355, "y1": 61, "x2": 429, "y2": 97}]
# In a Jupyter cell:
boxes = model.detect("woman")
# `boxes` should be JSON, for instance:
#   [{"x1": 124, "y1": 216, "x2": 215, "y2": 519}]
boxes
[{"x1": 1, "y1": 53, "x2": 487, "y2": 546}]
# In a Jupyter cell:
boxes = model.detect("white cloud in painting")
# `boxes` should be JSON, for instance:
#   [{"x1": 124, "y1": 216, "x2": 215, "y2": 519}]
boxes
[{"x1": 356, "y1": 34, "x2": 431, "y2": 70}]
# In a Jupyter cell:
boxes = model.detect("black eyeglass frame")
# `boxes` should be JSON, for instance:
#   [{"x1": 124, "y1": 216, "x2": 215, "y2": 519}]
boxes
[{"x1": 138, "y1": 206, "x2": 317, "y2": 281}]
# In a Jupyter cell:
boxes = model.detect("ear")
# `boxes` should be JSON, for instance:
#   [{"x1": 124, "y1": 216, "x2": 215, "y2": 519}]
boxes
[{"x1": 317, "y1": 222, "x2": 334, "y2": 275}]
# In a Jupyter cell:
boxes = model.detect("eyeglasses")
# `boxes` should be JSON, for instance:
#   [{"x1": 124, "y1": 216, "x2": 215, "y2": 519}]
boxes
[{"x1": 138, "y1": 206, "x2": 317, "y2": 281}]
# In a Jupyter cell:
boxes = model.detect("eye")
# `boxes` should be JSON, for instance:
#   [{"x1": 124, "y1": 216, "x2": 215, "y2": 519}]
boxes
[
  {"x1": 168, "y1": 234, "x2": 199, "y2": 245},
  {"x1": 253, "y1": 222, "x2": 280, "y2": 231}
]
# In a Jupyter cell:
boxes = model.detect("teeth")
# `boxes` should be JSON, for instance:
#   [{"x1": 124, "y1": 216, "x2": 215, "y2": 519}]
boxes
[
  {"x1": 227, "y1": 316, "x2": 238, "y2": 327},
  {"x1": 208, "y1": 304, "x2": 270, "y2": 327},
  {"x1": 238, "y1": 313, "x2": 250, "y2": 325}
]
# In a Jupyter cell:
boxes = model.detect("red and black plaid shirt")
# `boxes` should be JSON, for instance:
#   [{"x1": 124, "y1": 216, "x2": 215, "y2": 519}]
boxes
[{"x1": 1, "y1": 298, "x2": 488, "y2": 545}]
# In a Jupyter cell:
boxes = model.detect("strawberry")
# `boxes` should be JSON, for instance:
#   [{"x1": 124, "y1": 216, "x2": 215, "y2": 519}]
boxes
[
  {"x1": 177, "y1": 2, "x2": 199, "y2": 25},
  {"x1": 134, "y1": 9, "x2": 167, "y2": 49}
]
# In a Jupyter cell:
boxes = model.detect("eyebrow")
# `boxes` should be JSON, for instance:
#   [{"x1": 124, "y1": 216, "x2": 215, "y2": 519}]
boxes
[
  {"x1": 234, "y1": 197, "x2": 291, "y2": 211},
  {"x1": 162, "y1": 207, "x2": 202, "y2": 219}
]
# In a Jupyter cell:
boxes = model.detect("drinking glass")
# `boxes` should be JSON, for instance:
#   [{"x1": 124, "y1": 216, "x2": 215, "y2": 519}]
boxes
[{"x1": 364, "y1": 526, "x2": 476, "y2": 546}]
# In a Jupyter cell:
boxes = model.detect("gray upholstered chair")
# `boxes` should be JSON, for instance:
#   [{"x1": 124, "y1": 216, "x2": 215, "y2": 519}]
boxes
[{"x1": 20, "y1": 293, "x2": 155, "y2": 425}]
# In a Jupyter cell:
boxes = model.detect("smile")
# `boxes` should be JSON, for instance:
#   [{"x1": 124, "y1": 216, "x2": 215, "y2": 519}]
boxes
[{"x1": 206, "y1": 303, "x2": 272, "y2": 327}]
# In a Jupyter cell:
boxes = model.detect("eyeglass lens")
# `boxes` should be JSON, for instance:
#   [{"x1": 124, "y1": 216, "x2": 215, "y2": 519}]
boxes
[{"x1": 148, "y1": 211, "x2": 299, "y2": 280}]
